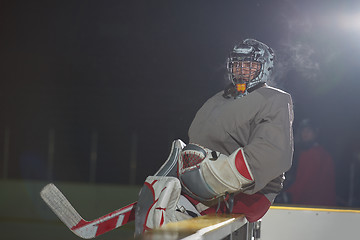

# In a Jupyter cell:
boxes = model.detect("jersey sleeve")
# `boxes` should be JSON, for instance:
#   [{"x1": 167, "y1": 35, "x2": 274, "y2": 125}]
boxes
[{"x1": 243, "y1": 92, "x2": 294, "y2": 194}]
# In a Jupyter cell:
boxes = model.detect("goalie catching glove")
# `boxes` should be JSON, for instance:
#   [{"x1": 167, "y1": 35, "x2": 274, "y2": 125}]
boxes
[{"x1": 179, "y1": 144, "x2": 255, "y2": 201}]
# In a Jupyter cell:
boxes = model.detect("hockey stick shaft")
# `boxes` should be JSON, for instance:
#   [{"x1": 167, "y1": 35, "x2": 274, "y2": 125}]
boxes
[{"x1": 40, "y1": 183, "x2": 136, "y2": 239}]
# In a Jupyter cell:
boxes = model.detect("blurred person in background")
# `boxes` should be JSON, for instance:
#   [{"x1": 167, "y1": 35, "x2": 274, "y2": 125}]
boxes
[{"x1": 285, "y1": 118, "x2": 336, "y2": 206}]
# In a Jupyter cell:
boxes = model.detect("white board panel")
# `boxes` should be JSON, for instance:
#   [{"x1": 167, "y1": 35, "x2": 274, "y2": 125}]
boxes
[{"x1": 261, "y1": 206, "x2": 360, "y2": 240}]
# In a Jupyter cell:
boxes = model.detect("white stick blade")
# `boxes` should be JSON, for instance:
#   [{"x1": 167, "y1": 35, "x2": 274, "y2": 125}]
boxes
[{"x1": 40, "y1": 183, "x2": 83, "y2": 229}]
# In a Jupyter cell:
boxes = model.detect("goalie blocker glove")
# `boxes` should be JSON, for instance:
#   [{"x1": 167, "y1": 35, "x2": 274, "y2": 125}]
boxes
[{"x1": 179, "y1": 143, "x2": 255, "y2": 202}]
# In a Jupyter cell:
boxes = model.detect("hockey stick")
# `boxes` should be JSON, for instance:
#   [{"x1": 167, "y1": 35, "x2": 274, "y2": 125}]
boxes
[
  {"x1": 40, "y1": 183, "x2": 136, "y2": 239},
  {"x1": 40, "y1": 140, "x2": 184, "y2": 238}
]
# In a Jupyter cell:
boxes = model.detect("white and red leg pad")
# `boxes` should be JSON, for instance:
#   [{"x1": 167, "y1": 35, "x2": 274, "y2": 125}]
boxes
[{"x1": 134, "y1": 176, "x2": 192, "y2": 235}]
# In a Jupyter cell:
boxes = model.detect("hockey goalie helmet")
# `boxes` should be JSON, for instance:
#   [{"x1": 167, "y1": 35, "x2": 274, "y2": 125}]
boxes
[{"x1": 226, "y1": 39, "x2": 275, "y2": 97}]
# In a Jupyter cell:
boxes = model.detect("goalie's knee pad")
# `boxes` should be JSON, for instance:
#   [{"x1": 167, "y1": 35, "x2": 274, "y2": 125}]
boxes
[{"x1": 178, "y1": 144, "x2": 254, "y2": 202}]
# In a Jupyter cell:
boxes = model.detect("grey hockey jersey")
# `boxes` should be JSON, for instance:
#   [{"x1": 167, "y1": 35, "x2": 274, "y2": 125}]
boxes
[{"x1": 188, "y1": 85, "x2": 294, "y2": 202}]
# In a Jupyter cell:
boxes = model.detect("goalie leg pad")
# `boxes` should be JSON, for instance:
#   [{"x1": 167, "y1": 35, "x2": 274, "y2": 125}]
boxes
[{"x1": 134, "y1": 176, "x2": 192, "y2": 235}]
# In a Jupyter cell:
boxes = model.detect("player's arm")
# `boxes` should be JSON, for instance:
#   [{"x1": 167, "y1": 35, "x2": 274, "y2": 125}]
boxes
[{"x1": 242, "y1": 93, "x2": 294, "y2": 194}]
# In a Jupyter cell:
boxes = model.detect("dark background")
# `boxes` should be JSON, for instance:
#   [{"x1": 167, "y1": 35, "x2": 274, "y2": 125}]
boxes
[{"x1": 1, "y1": 0, "x2": 360, "y2": 206}]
